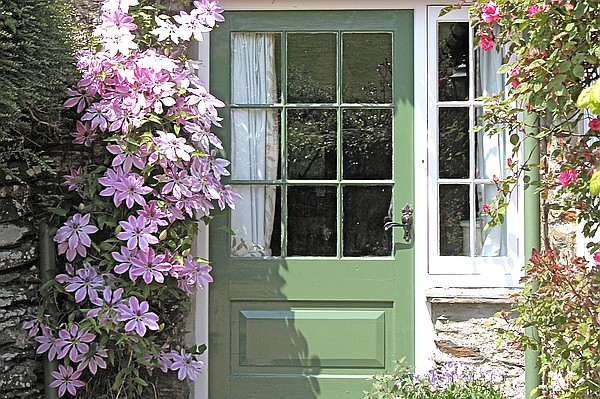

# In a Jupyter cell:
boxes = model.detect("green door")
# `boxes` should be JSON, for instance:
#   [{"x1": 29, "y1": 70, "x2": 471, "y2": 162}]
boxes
[{"x1": 209, "y1": 10, "x2": 414, "y2": 398}]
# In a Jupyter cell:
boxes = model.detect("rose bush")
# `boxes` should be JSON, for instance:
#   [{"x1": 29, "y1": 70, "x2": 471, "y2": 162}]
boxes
[
  {"x1": 463, "y1": 0, "x2": 600, "y2": 397},
  {"x1": 24, "y1": 0, "x2": 237, "y2": 397}
]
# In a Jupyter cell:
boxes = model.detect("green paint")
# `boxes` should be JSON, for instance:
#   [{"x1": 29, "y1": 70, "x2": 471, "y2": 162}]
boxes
[
  {"x1": 524, "y1": 113, "x2": 541, "y2": 399},
  {"x1": 210, "y1": 10, "x2": 414, "y2": 398}
]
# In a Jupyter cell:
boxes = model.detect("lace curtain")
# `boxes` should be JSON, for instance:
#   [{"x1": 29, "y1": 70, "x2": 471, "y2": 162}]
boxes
[{"x1": 230, "y1": 33, "x2": 279, "y2": 257}]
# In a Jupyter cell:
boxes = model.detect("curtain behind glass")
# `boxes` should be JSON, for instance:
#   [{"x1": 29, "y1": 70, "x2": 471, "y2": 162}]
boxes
[
  {"x1": 478, "y1": 47, "x2": 506, "y2": 256},
  {"x1": 230, "y1": 33, "x2": 279, "y2": 256}
]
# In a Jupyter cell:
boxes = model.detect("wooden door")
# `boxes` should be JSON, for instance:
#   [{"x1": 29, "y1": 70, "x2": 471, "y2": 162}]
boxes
[{"x1": 209, "y1": 10, "x2": 414, "y2": 398}]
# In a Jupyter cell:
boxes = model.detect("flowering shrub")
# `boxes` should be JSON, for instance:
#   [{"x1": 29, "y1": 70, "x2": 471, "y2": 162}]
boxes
[
  {"x1": 364, "y1": 360, "x2": 505, "y2": 399},
  {"x1": 23, "y1": 0, "x2": 237, "y2": 397},
  {"x1": 463, "y1": 0, "x2": 600, "y2": 397},
  {"x1": 499, "y1": 250, "x2": 600, "y2": 398}
]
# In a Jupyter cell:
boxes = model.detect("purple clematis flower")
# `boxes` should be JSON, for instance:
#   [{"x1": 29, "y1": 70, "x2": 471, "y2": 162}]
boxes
[
  {"x1": 34, "y1": 324, "x2": 61, "y2": 361},
  {"x1": 116, "y1": 296, "x2": 159, "y2": 337},
  {"x1": 130, "y1": 248, "x2": 171, "y2": 284},
  {"x1": 60, "y1": 263, "x2": 104, "y2": 303},
  {"x1": 170, "y1": 348, "x2": 204, "y2": 381},
  {"x1": 117, "y1": 215, "x2": 158, "y2": 251},
  {"x1": 77, "y1": 344, "x2": 108, "y2": 375},
  {"x1": 49, "y1": 365, "x2": 85, "y2": 397},
  {"x1": 113, "y1": 172, "x2": 152, "y2": 208},
  {"x1": 54, "y1": 213, "x2": 98, "y2": 261},
  {"x1": 55, "y1": 324, "x2": 96, "y2": 363}
]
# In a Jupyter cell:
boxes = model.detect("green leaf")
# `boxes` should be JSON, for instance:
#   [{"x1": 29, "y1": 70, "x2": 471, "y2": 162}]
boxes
[
  {"x1": 510, "y1": 133, "x2": 520, "y2": 146},
  {"x1": 590, "y1": 170, "x2": 600, "y2": 196},
  {"x1": 48, "y1": 207, "x2": 67, "y2": 217},
  {"x1": 573, "y1": 65, "x2": 585, "y2": 78}
]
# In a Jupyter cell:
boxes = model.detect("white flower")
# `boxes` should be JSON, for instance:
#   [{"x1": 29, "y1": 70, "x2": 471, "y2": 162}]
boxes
[
  {"x1": 102, "y1": 0, "x2": 139, "y2": 13},
  {"x1": 102, "y1": 31, "x2": 137, "y2": 56},
  {"x1": 174, "y1": 11, "x2": 211, "y2": 42},
  {"x1": 150, "y1": 16, "x2": 180, "y2": 43}
]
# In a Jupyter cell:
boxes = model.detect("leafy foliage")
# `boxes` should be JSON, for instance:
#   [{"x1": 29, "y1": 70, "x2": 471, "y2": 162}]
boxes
[
  {"x1": 468, "y1": 0, "x2": 600, "y2": 397},
  {"x1": 0, "y1": 0, "x2": 77, "y2": 179},
  {"x1": 24, "y1": 1, "x2": 234, "y2": 397}
]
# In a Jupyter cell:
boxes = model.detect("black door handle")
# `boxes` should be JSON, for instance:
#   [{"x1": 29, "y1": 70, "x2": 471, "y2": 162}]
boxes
[{"x1": 383, "y1": 201, "x2": 413, "y2": 242}]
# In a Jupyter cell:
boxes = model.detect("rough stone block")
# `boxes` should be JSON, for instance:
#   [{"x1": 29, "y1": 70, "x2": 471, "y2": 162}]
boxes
[
  {"x1": 0, "y1": 224, "x2": 33, "y2": 249},
  {"x1": 0, "y1": 199, "x2": 20, "y2": 223},
  {"x1": 0, "y1": 243, "x2": 37, "y2": 271}
]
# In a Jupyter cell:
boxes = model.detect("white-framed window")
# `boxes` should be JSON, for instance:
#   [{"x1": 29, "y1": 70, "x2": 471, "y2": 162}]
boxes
[{"x1": 427, "y1": 6, "x2": 523, "y2": 282}]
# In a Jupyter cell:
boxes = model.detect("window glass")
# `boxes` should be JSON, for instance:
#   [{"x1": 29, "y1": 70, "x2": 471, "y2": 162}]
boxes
[
  {"x1": 342, "y1": 33, "x2": 392, "y2": 103},
  {"x1": 287, "y1": 33, "x2": 336, "y2": 103}
]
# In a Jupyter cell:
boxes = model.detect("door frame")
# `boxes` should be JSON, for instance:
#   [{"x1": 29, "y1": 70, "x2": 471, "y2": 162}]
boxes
[{"x1": 192, "y1": 2, "x2": 433, "y2": 398}]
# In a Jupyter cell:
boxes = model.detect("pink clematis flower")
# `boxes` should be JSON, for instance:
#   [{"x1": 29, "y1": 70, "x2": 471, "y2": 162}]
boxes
[
  {"x1": 49, "y1": 365, "x2": 85, "y2": 397},
  {"x1": 154, "y1": 130, "x2": 195, "y2": 162},
  {"x1": 54, "y1": 213, "x2": 98, "y2": 261},
  {"x1": 71, "y1": 120, "x2": 98, "y2": 147},
  {"x1": 179, "y1": 256, "x2": 213, "y2": 290},
  {"x1": 117, "y1": 215, "x2": 158, "y2": 251},
  {"x1": 116, "y1": 296, "x2": 160, "y2": 337}
]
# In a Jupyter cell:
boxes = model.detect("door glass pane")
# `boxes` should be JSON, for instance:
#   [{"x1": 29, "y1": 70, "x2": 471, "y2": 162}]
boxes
[
  {"x1": 232, "y1": 33, "x2": 281, "y2": 104},
  {"x1": 231, "y1": 109, "x2": 281, "y2": 180},
  {"x1": 287, "y1": 33, "x2": 336, "y2": 103},
  {"x1": 343, "y1": 186, "x2": 392, "y2": 257},
  {"x1": 287, "y1": 109, "x2": 337, "y2": 180},
  {"x1": 438, "y1": 22, "x2": 469, "y2": 102},
  {"x1": 343, "y1": 109, "x2": 392, "y2": 180},
  {"x1": 476, "y1": 184, "x2": 506, "y2": 257},
  {"x1": 439, "y1": 184, "x2": 470, "y2": 256},
  {"x1": 476, "y1": 48, "x2": 504, "y2": 98},
  {"x1": 475, "y1": 108, "x2": 504, "y2": 180},
  {"x1": 439, "y1": 107, "x2": 469, "y2": 179},
  {"x1": 231, "y1": 185, "x2": 281, "y2": 257},
  {"x1": 342, "y1": 33, "x2": 392, "y2": 103},
  {"x1": 288, "y1": 186, "x2": 337, "y2": 256}
]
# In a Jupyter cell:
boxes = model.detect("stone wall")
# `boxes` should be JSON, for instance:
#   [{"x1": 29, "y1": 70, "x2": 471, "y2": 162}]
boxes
[
  {"x1": 427, "y1": 288, "x2": 525, "y2": 399},
  {"x1": 0, "y1": 184, "x2": 44, "y2": 398}
]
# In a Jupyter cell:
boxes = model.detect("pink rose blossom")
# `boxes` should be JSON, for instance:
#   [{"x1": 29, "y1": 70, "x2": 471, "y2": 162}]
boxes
[
  {"x1": 479, "y1": 32, "x2": 495, "y2": 51},
  {"x1": 589, "y1": 118, "x2": 600, "y2": 132},
  {"x1": 480, "y1": 1, "x2": 501, "y2": 23},
  {"x1": 557, "y1": 169, "x2": 579, "y2": 187}
]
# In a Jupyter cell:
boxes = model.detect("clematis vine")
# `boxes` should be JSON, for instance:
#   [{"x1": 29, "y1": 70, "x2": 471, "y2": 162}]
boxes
[{"x1": 26, "y1": 0, "x2": 234, "y2": 396}]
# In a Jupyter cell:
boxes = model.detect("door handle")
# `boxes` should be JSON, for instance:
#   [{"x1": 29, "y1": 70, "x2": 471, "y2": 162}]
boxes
[{"x1": 383, "y1": 201, "x2": 413, "y2": 242}]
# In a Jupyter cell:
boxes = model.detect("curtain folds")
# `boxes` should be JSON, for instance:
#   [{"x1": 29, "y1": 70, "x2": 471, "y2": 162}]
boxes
[
  {"x1": 477, "y1": 46, "x2": 506, "y2": 256},
  {"x1": 230, "y1": 33, "x2": 279, "y2": 257}
]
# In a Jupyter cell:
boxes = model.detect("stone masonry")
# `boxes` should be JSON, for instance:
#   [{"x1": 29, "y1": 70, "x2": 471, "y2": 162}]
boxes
[
  {"x1": 428, "y1": 288, "x2": 526, "y2": 399},
  {"x1": 0, "y1": 185, "x2": 44, "y2": 399}
]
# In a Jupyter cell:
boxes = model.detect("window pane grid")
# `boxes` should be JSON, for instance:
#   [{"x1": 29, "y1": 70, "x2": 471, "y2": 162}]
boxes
[
  {"x1": 435, "y1": 16, "x2": 506, "y2": 258},
  {"x1": 230, "y1": 30, "x2": 394, "y2": 258}
]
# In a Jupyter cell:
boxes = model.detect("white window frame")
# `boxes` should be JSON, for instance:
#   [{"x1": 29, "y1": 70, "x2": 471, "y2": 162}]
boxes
[{"x1": 426, "y1": 6, "x2": 524, "y2": 286}]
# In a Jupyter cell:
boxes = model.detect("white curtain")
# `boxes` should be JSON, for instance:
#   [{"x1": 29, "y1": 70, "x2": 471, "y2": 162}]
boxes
[
  {"x1": 230, "y1": 33, "x2": 279, "y2": 257},
  {"x1": 477, "y1": 47, "x2": 506, "y2": 256}
]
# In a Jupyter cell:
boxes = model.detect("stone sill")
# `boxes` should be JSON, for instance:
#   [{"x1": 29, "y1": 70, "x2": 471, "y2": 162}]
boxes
[{"x1": 425, "y1": 287, "x2": 521, "y2": 305}]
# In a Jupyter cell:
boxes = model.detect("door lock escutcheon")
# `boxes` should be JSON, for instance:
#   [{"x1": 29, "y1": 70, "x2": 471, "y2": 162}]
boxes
[{"x1": 383, "y1": 201, "x2": 413, "y2": 242}]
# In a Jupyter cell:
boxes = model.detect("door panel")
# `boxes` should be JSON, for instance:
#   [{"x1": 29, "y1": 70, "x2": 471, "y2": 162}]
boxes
[{"x1": 210, "y1": 11, "x2": 414, "y2": 398}]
